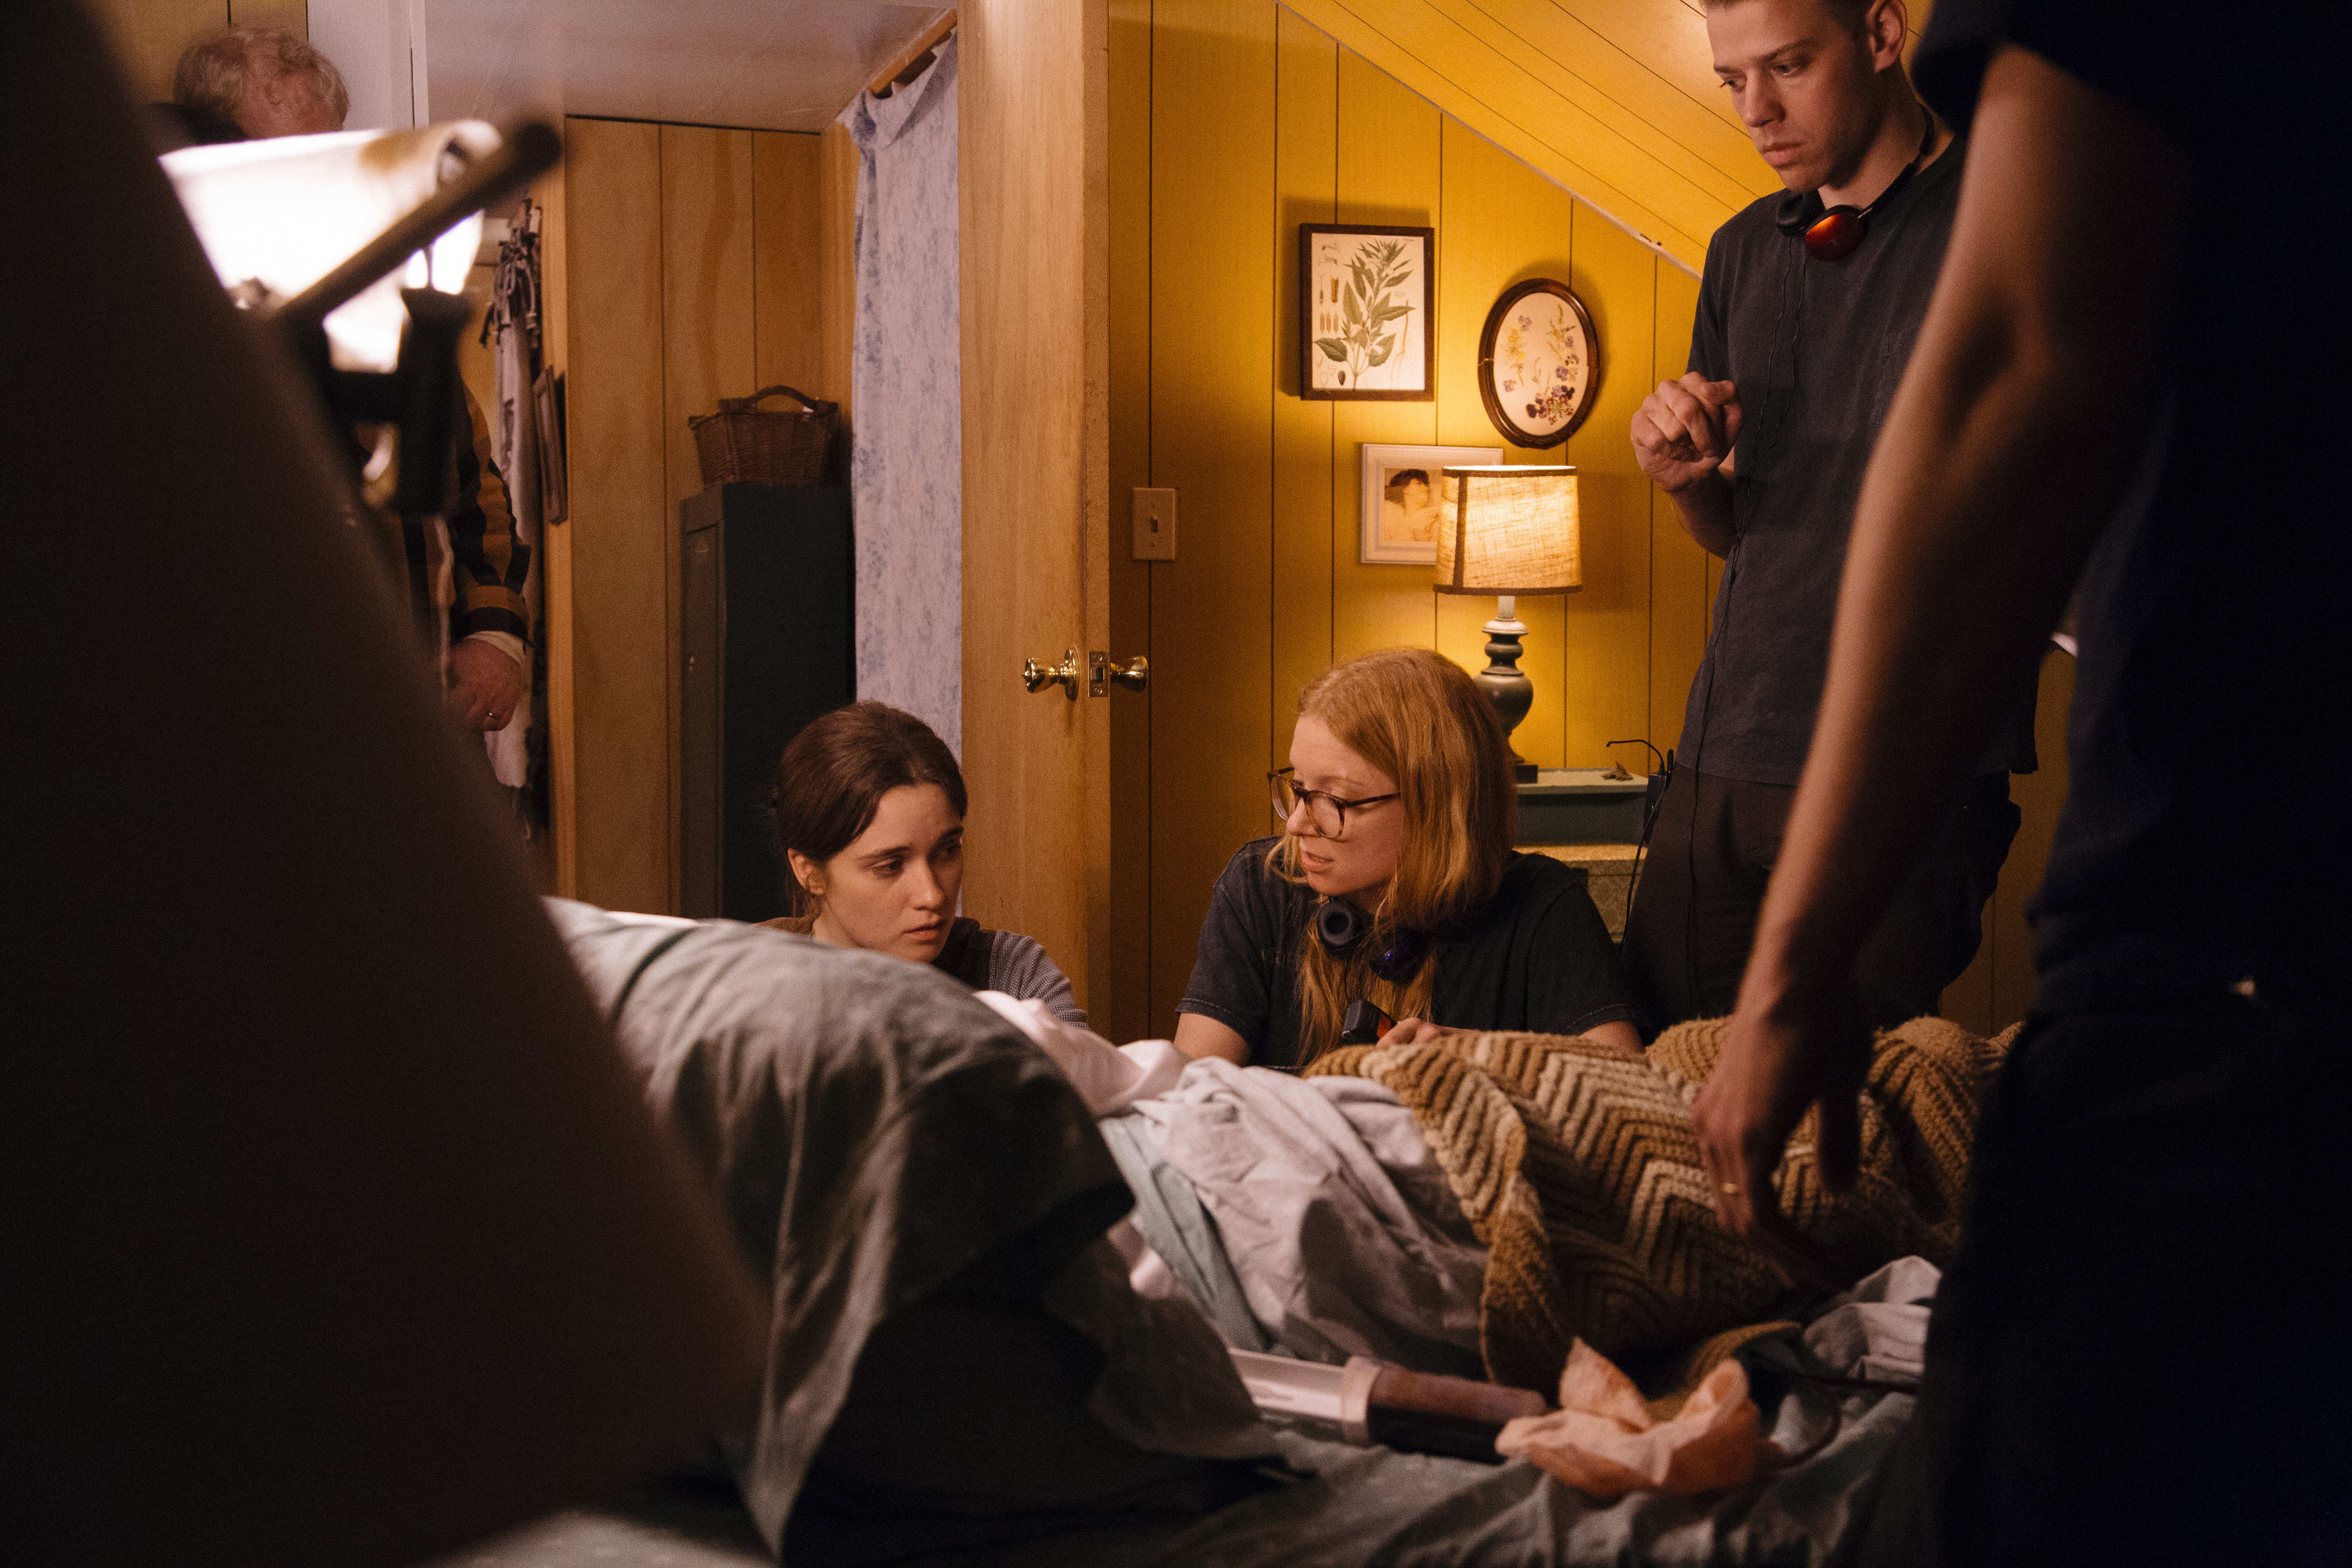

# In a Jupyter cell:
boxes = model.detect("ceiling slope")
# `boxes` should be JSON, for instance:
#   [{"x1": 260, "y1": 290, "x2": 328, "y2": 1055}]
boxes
[
  {"x1": 1287, "y1": 0, "x2": 1937, "y2": 273},
  {"x1": 1285, "y1": 0, "x2": 1780, "y2": 272}
]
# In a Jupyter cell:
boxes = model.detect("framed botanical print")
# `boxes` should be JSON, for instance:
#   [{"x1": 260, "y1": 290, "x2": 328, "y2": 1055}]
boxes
[
  {"x1": 1359, "y1": 442, "x2": 1501, "y2": 564},
  {"x1": 1477, "y1": 278, "x2": 1600, "y2": 448},
  {"x1": 1301, "y1": 224, "x2": 1436, "y2": 401}
]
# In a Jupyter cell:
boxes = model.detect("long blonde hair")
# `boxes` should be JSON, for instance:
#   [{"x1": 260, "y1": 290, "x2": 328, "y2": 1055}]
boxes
[{"x1": 1272, "y1": 648, "x2": 1517, "y2": 1061}]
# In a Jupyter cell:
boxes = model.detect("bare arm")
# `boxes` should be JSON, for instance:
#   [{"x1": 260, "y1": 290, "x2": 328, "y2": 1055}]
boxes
[
  {"x1": 1172, "y1": 1012, "x2": 1248, "y2": 1065},
  {"x1": 1693, "y1": 45, "x2": 2192, "y2": 1281},
  {"x1": 1665, "y1": 470, "x2": 1736, "y2": 559}
]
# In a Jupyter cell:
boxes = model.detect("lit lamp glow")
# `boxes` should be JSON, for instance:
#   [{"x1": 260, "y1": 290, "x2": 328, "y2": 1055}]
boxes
[
  {"x1": 162, "y1": 122, "x2": 500, "y2": 371},
  {"x1": 1435, "y1": 464, "x2": 1580, "y2": 782}
]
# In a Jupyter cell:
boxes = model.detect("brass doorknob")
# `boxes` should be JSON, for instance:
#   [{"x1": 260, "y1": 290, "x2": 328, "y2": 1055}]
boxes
[
  {"x1": 1022, "y1": 648, "x2": 1080, "y2": 700},
  {"x1": 1089, "y1": 651, "x2": 1148, "y2": 695}
]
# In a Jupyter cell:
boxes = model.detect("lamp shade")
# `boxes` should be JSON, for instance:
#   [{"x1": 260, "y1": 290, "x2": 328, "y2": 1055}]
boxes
[
  {"x1": 1434, "y1": 465, "x2": 1580, "y2": 595},
  {"x1": 163, "y1": 121, "x2": 499, "y2": 372}
]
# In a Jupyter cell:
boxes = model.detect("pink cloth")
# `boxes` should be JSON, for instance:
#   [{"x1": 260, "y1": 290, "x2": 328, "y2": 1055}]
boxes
[{"x1": 1497, "y1": 1340, "x2": 1765, "y2": 1498}]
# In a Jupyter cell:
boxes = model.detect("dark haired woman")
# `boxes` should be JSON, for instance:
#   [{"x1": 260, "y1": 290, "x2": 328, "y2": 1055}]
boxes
[
  {"x1": 766, "y1": 702, "x2": 1084, "y2": 1026},
  {"x1": 1174, "y1": 648, "x2": 1637, "y2": 1069}
]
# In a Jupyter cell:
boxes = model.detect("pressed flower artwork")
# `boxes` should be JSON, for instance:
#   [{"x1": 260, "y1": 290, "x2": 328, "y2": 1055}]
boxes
[
  {"x1": 1477, "y1": 279, "x2": 1600, "y2": 448},
  {"x1": 1301, "y1": 225, "x2": 1435, "y2": 401}
]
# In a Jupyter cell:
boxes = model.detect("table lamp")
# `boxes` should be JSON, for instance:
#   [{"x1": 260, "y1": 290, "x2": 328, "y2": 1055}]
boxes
[{"x1": 1435, "y1": 464, "x2": 1580, "y2": 782}]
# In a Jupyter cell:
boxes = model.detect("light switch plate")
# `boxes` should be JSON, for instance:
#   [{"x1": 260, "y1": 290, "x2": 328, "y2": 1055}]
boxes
[{"x1": 1131, "y1": 487, "x2": 1177, "y2": 560}]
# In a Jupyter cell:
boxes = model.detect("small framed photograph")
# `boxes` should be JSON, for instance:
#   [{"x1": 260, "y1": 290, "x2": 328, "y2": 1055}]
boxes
[
  {"x1": 1360, "y1": 442, "x2": 1501, "y2": 564},
  {"x1": 1477, "y1": 278, "x2": 1600, "y2": 448},
  {"x1": 1302, "y1": 224, "x2": 1436, "y2": 401}
]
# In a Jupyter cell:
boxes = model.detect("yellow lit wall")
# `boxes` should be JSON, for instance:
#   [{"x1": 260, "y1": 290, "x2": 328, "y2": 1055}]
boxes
[
  {"x1": 1107, "y1": 1, "x2": 1719, "y2": 1040},
  {"x1": 1105, "y1": 0, "x2": 2039, "y2": 1044}
]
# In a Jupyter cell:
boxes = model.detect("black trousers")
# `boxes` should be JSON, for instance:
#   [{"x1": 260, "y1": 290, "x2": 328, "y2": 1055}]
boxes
[
  {"x1": 1621, "y1": 766, "x2": 2020, "y2": 1033},
  {"x1": 1833, "y1": 996, "x2": 2352, "y2": 1566}
]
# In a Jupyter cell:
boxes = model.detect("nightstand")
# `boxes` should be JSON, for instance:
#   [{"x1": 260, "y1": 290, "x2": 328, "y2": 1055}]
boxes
[{"x1": 1517, "y1": 768, "x2": 1652, "y2": 939}]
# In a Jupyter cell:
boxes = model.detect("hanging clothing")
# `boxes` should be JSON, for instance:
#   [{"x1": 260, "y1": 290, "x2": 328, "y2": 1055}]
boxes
[{"x1": 480, "y1": 200, "x2": 546, "y2": 792}]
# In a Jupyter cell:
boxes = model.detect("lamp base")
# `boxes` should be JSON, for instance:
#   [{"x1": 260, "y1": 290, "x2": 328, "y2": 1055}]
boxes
[{"x1": 1476, "y1": 612, "x2": 1537, "y2": 781}]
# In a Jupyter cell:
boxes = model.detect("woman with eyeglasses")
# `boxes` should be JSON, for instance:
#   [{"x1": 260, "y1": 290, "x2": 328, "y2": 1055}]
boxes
[
  {"x1": 1173, "y1": 648, "x2": 1637, "y2": 1068},
  {"x1": 763, "y1": 702, "x2": 1085, "y2": 1026}
]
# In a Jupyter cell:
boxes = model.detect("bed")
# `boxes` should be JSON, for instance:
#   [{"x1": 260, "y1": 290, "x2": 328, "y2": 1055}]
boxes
[{"x1": 546, "y1": 901, "x2": 1963, "y2": 1566}]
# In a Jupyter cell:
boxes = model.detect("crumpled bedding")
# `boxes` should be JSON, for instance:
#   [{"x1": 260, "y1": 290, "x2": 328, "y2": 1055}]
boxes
[
  {"x1": 1118, "y1": 1062, "x2": 1488, "y2": 1375},
  {"x1": 552, "y1": 916, "x2": 1939, "y2": 1565},
  {"x1": 933, "y1": 1262, "x2": 1940, "y2": 1568},
  {"x1": 976, "y1": 994, "x2": 1488, "y2": 1375},
  {"x1": 545, "y1": 902, "x2": 1274, "y2": 1557}
]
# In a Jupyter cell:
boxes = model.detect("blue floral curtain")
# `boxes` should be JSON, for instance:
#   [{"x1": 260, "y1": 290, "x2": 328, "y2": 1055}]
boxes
[{"x1": 840, "y1": 35, "x2": 961, "y2": 755}]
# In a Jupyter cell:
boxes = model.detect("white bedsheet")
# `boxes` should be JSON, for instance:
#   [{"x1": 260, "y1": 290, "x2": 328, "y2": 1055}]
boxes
[{"x1": 978, "y1": 995, "x2": 1487, "y2": 1374}]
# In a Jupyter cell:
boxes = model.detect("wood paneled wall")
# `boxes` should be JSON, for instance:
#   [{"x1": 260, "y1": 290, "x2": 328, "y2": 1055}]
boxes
[
  {"x1": 87, "y1": 0, "x2": 308, "y2": 104},
  {"x1": 1108, "y1": 2, "x2": 1718, "y2": 1040},
  {"x1": 1107, "y1": 1, "x2": 2050, "y2": 1044},
  {"x1": 1939, "y1": 650, "x2": 2070, "y2": 1036},
  {"x1": 560, "y1": 117, "x2": 840, "y2": 914}
]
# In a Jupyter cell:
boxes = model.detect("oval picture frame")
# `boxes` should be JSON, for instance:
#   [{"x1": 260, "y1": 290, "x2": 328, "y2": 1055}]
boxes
[{"x1": 1477, "y1": 279, "x2": 1600, "y2": 449}]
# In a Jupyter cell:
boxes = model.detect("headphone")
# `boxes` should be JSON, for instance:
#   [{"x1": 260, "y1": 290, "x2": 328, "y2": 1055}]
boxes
[
  {"x1": 1775, "y1": 115, "x2": 1937, "y2": 261},
  {"x1": 1315, "y1": 898, "x2": 1430, "y2": 984}
]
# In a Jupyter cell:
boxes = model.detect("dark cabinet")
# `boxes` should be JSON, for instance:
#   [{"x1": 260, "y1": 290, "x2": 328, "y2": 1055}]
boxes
[{"x1": 680, "y1": 483, "x2": 853, "y2": 921}]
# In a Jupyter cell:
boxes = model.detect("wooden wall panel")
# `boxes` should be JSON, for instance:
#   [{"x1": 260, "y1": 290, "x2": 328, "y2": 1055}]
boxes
[
  {"x1": 1329, "y1": 51, "x2": 1442, "y2": 663},
  {"x1": 1110, "y1": 0, "x2": 2055, "y2": 1044},
  {"x1": 554, "y1": 118, "x2": 823, "y2": 917},
  {"x1": 1941, "y1": 647, "x2": 2071, "y2": 1033},
  {"x1": 1992, "y1": 650, "x2": 2070, "y2": 1022},
  {"x1": 1105, "y1": 0, "x2": 1155, "y2": 1045},
  {"x1": 1431, "y1": 125, "x2": 1577, "y2": 769},
  {"x1": 563, "y1": 117, "x2": 669, "y2": 914},
  {"x1": 86, "y1": 0, "x2": 313, "y2": 106},
  {"x1": 658, "y1": 125, "x2": 755, "y2": 908},
  {"x1": 1940, "y1": 893, "x2": 1995, "y2": 1033},
  {"x1": 86, "y1": 0, "x2": 230, "y2": 104},
  {"x1": 751, "y1": 132, "x2": 825, "y2": 401},
  {"x1": 1553, "y1": 204, "x2": 1654, "y2": 767},
  {"x1": 1267, "y1": 8, "x2": 1339, "y2": 768},
  {"x1": 226, "y1": 0, "x2": 305, "y2": 39},
  {"x1": 1125, "y1": 2, "x2": 1688, "y2": 1031},
  {"x1": 1647, "y1": 259, "x2": 1707, "y2": 757},
  {"x1": 1145, "y1": 0, "x2": 1280, "y2": 1036}
]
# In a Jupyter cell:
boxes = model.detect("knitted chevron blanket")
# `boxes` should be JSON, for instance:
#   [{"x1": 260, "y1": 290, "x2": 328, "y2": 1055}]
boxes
[{"x1": 1305, "y1": 1016, "x2": 2015, "y2": 1392}]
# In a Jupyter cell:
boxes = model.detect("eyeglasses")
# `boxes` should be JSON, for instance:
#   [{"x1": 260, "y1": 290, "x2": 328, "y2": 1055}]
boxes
[{"x1": 1269, "y1": 767, "x2": 1399, "y2": 839}]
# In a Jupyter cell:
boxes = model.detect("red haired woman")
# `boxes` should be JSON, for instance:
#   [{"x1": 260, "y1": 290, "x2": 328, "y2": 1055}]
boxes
[{"x1": 1174, "y1": 648, "x2": 1636, "y2": 1068}]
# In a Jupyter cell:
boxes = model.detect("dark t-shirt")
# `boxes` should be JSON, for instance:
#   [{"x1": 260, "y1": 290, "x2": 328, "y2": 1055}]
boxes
[
  {"x1": 1915, "y1": 1, "x2": 2348, "y2": 1006},
  {"x1": 1177, "y1": 837, "x2": 1634, "y2": 1069},
  {"x1": 1681, "y1": 136, "x2": 2035, "y2": 786}
]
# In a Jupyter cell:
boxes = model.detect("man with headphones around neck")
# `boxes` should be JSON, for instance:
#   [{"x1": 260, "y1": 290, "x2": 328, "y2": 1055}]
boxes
[{"x1": 1621, "y1": 0, "x2": 2036, "y2": 1035}]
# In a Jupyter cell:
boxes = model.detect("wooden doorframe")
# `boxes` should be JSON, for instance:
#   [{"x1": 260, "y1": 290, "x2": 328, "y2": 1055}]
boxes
[{"x1": 957, "y1": 0, "x2": 1113, "y2": 1012}]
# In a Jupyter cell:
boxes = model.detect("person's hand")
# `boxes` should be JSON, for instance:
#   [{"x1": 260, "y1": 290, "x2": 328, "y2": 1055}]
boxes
[
  {"x1": 1632, "y1": 374, "x2": 1742, "y2": 494},
  {"x1": 1691, "y1": 979, "x2": 1869, "y2": 1292},
  {"x1": 1383, "y1": 1016, "x2": 1456, "y2": 1045},
  {"x1": 445, "y1": 637, "x2": 527, "y2": 731}
]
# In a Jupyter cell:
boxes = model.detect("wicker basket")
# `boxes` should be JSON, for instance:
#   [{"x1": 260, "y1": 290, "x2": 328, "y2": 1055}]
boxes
[{"x1": 687, "y1": 385, "x2": 837, "y2": 487}]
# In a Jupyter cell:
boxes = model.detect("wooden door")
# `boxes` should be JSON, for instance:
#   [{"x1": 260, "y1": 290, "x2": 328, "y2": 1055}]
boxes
[{"x1": 957, "y1": 0, "x2": 1117, "y2": 1016}]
